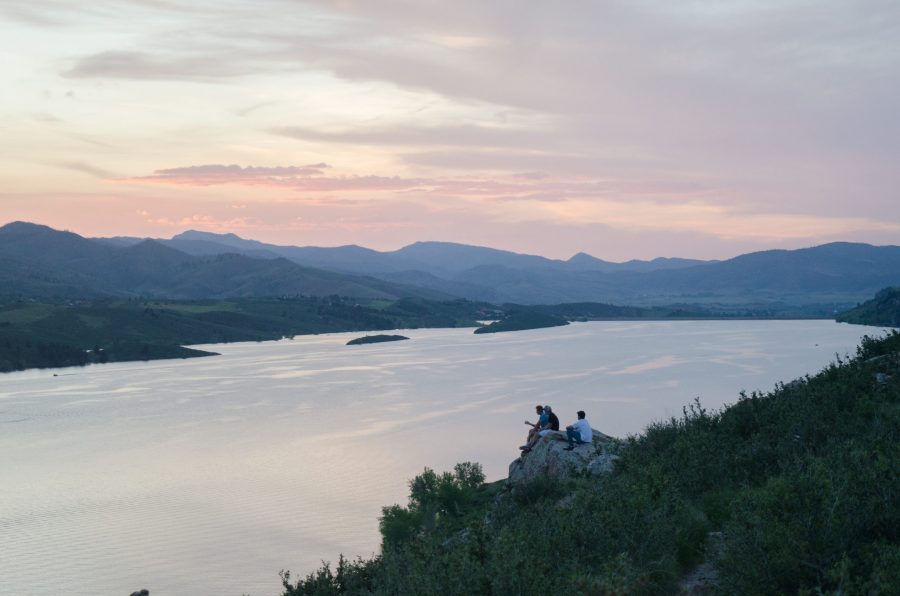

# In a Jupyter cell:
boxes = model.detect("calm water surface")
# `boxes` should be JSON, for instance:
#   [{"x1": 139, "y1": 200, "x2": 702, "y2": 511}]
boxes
[{"x1": 0, "y1": 320, "x2": 889, "y2": 595}]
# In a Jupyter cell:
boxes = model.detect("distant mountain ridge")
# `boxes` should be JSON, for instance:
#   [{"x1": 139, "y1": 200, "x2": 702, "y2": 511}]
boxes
[
  {"x1": 0, "y1": 222, "x2": 448, "y2": 301},
  {"x1": 102, "y1": 230, "x2": 710, "y2": 275},
  {"x1": 4, "y1": 221, "x2": 900, "y2": 309},
  {"x1": 133, "y1": 229, "x2": 896, "y2": 307}
]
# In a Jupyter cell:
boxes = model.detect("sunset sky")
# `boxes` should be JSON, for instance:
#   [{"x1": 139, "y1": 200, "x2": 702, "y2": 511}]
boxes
[{"x1": 2, "y1": 1, "x2": 898, "y2": 260}]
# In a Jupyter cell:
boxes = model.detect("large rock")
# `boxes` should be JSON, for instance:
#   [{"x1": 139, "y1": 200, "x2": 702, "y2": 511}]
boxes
[{"x1": 508, "y1": 429, "x2": 617, "y2": 485}]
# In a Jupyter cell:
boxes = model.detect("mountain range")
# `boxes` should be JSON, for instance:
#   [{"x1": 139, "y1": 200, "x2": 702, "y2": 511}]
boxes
[
  {"x1": 3, "y1": 221, "x2": 899, "y2": 309},
  {"x1": 0, "y1": 222, "x2": 448, "y2": 302}
]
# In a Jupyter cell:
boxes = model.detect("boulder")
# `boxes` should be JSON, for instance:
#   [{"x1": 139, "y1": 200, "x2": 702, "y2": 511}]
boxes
[
  {"x1": 508, "y1": 429, "x2": 616, "y2": 485},
  {"x1": 588, "y1": 452, "x2": 620, "y2": 475}
]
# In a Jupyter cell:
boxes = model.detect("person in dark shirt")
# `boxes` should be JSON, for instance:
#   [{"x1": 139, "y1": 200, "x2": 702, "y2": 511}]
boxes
[
  {"x1": 545, "y1": 405, "x2": 560, "y2": 431},
  {"x1": 521, "y1": 404, "x2": 559, "y2": 453}
]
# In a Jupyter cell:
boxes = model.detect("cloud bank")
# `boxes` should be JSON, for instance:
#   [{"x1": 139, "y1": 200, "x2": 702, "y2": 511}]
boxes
[{"x1": 1, "y1": 0, "x2": 898, "y2": 258}]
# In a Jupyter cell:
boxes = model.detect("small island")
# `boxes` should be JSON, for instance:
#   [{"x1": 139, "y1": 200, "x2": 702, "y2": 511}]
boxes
[
  {"x1": 474, "y1": 311, "x2": 569, "y2": 334},
  {"x1": 346, "y1": 334, "x2": 410, "y2": 345}
]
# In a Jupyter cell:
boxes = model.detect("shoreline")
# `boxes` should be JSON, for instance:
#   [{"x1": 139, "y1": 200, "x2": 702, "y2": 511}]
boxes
[{"x1": 4, "y1": 316, "x2": 879, "y2": 376}]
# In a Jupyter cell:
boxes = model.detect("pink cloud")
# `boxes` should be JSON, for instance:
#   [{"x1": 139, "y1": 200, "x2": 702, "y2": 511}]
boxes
[
  {"x1": 128, "y1": 163, "x2": 331, "y2": 186},
  {"x1": 122, "y1": 162, "x2": 594, "y2": 199},
  {"x1": 119, "y1": 163, "x2": 727, "y2": 213}
]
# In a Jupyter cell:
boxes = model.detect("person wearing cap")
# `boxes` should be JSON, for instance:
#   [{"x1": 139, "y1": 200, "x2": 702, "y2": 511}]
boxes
[{"x1": 543, "y1": 405, "x2": 560, "y2": 434}]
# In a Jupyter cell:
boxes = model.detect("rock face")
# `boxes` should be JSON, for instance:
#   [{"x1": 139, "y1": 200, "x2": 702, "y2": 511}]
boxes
[{"x1": 508, "y1": 429, "x2": 618, "y2": 485}]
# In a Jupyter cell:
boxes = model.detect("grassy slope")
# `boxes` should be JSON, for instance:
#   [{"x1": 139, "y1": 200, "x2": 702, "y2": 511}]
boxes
[
  {"x1": 837, "y1": 287, "x2": 900, "y2": 327},
  {"x1": 282, "y1": 331, "x2": 900, "y2": 595}
]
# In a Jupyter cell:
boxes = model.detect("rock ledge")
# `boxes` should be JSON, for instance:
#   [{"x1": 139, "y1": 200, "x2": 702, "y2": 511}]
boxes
[{"x1": 508, "y1": 429, "x2": 618, "y2": 485}]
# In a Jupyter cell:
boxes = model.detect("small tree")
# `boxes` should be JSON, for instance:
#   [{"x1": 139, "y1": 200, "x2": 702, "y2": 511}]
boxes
[{"x1": 380, "y1": 462, "x2": 485, "y2": 547}]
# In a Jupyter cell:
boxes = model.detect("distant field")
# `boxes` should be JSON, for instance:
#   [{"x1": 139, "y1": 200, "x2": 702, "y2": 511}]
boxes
[
  {"x1": 143, "y1": 301, "x2": 242, "y2": 314},
  {"x1": 0, "y1": 303, "x2": 55, "y2": 324}
]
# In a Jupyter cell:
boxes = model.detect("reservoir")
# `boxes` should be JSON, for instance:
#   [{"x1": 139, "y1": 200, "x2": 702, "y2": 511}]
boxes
[{"x1": 0, "y1": 320, "x2": 889, "y2": 595}]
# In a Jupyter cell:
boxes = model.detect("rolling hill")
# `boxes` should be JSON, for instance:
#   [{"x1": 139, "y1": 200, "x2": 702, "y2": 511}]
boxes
[
  {"x1": 89, "y1": 227, "x2": 900, "y2": 309},
  {"x1": 0, "y1": 222, "x2": 448, "y2": 301},
  {"x1": 836, "y1": 287, "x2": 900, "y2": 327},
  {"x1": 6, "y1": 221, "x2": 900, "y2": 310}
]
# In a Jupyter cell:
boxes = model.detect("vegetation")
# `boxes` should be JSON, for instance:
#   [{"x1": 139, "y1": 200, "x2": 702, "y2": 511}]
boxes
[
  {"x1": 503, "y1": 300, "x2": 835, "y2": 321},
  {"x1": 2, "y1": 289, "x2": 885, "y2": 372},
  {"x1": 0, "y1": 297, "x2": 488, "y2": 372},
  {"x1": 1, "y1": 295, "x2": 822, "y2": 373},
  {"x1": 281, "y1": 331, "x2": 900, "y2": 595},
  {"x1": 473, "y1": 311, "x2": 569, "y2": 334},
  {"x1": 346, "y1": 334, "x2": 409, "y2": 346},
  {"x1": 837, "y1": 287, "x2": 900, "y2": 327}
]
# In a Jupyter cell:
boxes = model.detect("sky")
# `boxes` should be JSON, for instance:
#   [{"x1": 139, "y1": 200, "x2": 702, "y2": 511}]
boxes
[{"x1": 1, "y1": 0, "x2": 898, "y2": 260}]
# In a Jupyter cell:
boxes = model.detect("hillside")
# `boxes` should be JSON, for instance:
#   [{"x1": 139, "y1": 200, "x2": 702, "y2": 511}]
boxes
[
  {"x1": 8, "y1": 220, "x2": 897, "y2": 313},
  {"x1": 281, "y1": 331, "x2": 900, "y2": 595},
  {"x1": 0, "y1": 296, "x2": 783, "y2": 373},
  {"x1": 0, "y1": 297, "x2": 487, "y2": 372},
  {"x1": 448, "y1": 242, "x2": 900, "y2": 307},
  {"x1": 837, "y1": 287, "x2": 900, "y2": 327},
  {"x1": 90, "y1": 226, "x2": 900, "y2": 310},
  {"x1": 0, "y1": 222, "x2": 446, "y2": 302}
]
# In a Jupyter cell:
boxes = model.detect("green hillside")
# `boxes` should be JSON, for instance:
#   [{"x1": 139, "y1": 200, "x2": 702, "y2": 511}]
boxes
[
  {"x1": 0, "y1": 222, "x2": 449, "y2": 302},
  {"x1": 837, "y1": 287, "x2": 900, "y2": 327},
  {"x1": 281, "y1": 331, "x2": 900, "y2": 595},
  {"x1": 0, "y1": 297, "x2": 487, "y2": 372}
]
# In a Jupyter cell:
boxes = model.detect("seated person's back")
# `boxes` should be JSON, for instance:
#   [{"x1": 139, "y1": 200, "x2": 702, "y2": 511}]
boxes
[{"x1": 547, "y1": 409, "x2": 559, "y2": 431}]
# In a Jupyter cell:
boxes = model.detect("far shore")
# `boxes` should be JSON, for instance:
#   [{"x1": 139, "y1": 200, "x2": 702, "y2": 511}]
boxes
[{"x1": 3, "y1": 316, "x2": 867, "y2": 376}]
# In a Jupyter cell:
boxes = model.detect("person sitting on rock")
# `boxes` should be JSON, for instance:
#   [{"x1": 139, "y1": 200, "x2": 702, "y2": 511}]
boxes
[
  {"x1": 544, "y1": 405, "x2": 560, "y2": 432},
  {"x1": 521, "y1": 404, "x2": 560, "y2": 453},
  {"x1": 521, "y1": 404, "x2": 548, "y2": 450},
  {"x1": 564, "y1": 410, "x2": 592, "y2": 451}
]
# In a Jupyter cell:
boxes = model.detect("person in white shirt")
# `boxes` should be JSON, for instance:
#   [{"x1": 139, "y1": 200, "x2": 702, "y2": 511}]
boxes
[{"x1": 564, "y1": 410, "x2": 592, "y2": 451}]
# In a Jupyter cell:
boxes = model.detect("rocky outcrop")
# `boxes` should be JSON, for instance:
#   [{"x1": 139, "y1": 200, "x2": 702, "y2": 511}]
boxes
[{"x1": 508, "y1": 429, "x2": 618, "y2": 485}]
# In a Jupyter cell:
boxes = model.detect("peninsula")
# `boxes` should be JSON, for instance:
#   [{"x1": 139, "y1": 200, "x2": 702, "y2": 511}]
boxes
[{"x1": 473, "y1": 311, "x2": 569, "y2": 334}]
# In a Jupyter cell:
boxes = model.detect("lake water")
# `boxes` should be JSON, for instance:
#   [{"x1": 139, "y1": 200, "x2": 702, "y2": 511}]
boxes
[{"x1": 0, "y1": 320, "x2": 890, "y2": 596}]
